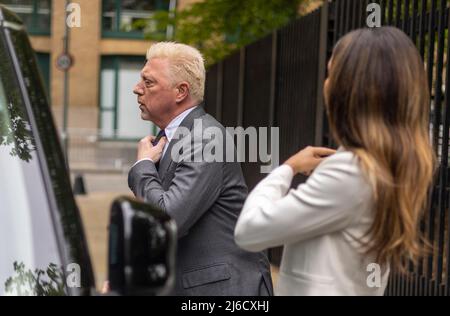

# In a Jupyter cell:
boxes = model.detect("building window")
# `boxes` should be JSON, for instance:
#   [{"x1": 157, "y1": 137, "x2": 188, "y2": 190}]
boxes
[
  {"x1": 102, "y1": 0, "x2": 170, "y2": 39},
  {"x1": 2, "y1": 0, "x2": 51, "y2": 36},
  {"x1": 100, "y1": 56, "x2": 157, "y2": 140}
]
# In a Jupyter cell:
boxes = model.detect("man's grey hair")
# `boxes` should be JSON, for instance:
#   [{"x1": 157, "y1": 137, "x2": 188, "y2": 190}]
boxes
[{"x1": 147, "y1": 42, "x2": 206, "y2": 102}]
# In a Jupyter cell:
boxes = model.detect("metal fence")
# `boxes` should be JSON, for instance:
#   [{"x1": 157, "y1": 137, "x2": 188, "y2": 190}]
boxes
[
  {"x1": 66, "y1": 128, "x2": 137, "y2": 174},
  {"x1": 204, "y1": 0, "x2": 450, "y2": 296}
]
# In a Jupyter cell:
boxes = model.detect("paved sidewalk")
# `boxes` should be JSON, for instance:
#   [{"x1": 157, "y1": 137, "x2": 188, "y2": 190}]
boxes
[{"x1": 76, "y1": 191, "x2": 132, "y2": 288}]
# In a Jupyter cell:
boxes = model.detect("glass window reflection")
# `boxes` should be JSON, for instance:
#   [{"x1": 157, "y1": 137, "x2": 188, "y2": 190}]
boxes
[{"x1": 0, "y1": 35, "x2": 63, "y2": 296}]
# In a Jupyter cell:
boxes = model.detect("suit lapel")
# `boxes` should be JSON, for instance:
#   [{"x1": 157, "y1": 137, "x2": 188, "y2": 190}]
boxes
[{"x1": 158, "y1": 105, "x2": 206, "y2": 180}]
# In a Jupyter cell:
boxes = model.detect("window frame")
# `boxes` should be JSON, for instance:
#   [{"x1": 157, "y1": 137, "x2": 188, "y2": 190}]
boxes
[
  {"x1": 101, "y1": 0, "x2": 169, "y2": 40},
  {"x1": 2, "y1": 0, "x2": 52, "y2": 36}
]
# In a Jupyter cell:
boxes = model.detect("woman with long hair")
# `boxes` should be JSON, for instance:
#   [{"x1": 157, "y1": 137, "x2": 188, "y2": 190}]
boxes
[{"x1": 234, "y1": 26, "x2": 435, "y2": 295}]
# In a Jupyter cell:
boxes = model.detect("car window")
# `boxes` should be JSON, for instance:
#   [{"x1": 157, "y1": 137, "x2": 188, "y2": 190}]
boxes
[
  {"x1": 0, "y1": 36, "x2": 64, "y2": 296},
  {"x1": 1, "y1": 21, "x2": 95, "y2": 295}
]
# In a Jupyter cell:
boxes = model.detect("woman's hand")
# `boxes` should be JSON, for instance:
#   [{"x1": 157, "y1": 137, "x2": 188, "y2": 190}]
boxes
[{"x1": 285, "y1": 146, "x2": 337, "y2": 176}]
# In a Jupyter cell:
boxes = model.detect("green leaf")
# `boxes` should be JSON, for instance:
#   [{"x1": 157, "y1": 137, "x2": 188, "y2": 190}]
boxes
[{"x1": 135, "y1": 0, "x2": 317, "y2": 66}]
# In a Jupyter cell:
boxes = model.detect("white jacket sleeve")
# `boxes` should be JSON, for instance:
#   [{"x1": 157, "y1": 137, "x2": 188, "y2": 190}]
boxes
[{"x1": 234, "y1": 153, "x2": 370, "y2": 252}]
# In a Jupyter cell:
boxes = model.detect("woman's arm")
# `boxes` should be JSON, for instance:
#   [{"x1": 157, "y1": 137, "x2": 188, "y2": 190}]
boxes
[{"x1": 234, "y1": 150, "x2": 370, "y2": 252}]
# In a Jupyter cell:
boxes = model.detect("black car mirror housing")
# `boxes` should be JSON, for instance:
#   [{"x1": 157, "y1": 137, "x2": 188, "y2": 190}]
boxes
[{"x1": 108, "y1": 197, "x2": 177, "y2": 296}]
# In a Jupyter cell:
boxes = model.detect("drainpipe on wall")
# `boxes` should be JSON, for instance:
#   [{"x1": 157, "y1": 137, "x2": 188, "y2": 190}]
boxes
[{"x1": 166, "y1": 0, "x2": 178, "y2": 40}]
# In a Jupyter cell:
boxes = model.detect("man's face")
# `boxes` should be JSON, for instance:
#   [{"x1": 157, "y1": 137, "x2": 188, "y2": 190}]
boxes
[{"x1": 133, "y1": 58, "x2": 177, "y2": 126}]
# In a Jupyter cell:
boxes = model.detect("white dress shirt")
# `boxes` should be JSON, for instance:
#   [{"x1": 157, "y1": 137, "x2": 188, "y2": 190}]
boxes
[
  {"x1": 234, "y1": 148, "x2": 390, "y2": 296},
  {"x1": 134, "y1": 106, "x2": 197, "y2": 167}
]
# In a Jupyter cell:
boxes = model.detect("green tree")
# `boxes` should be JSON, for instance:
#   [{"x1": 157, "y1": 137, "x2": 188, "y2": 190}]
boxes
[{"x1": 138, "y1": 0, "x2": 317, "y2": 66}]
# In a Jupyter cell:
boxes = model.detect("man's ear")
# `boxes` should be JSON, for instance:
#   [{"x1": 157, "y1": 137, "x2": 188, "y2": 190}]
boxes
[{"x1": 175, "y1": 82, "x2": 190, "y2": 103}]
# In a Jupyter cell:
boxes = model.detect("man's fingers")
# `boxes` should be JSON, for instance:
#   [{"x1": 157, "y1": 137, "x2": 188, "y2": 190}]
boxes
[
  {"x1": 101, "y1": 281, "x2": 110, "y2": 294},
  {"x1": 141, "y1": 135, "x2": 155, "y2": 142},
  {"x1": 156, "y1": 136, "x2": 167, "y2": 148}
]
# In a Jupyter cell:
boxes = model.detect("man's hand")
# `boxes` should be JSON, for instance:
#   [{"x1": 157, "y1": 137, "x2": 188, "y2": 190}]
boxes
[
  {"x1": 137, "y1": 135, "x2": 167, "y2": 163},
  {"x1": 285, "y1": 146, "x2": 336, "y2": 176},
  {"x1": 101, "y1": 281, "x2": 110, "y2": 294}
]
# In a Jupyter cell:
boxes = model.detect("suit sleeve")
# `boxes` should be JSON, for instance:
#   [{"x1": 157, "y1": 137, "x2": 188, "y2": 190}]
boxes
[
  {"x1": 128, "y1": 144, "x2": 223, "y2": 238},
  {"x1": 234, "y1": 155, "x2": 370, "y2": 252}
]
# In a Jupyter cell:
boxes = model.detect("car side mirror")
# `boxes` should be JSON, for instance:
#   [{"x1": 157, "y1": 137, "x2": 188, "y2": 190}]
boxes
[{"x1": 107, "y1": 197, "x2": 177, "y2": 296}]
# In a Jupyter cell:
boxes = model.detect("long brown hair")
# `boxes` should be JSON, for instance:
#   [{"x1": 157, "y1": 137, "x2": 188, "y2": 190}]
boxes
[{"x1": 325, "y1": 27, "x2": 436, "y2": 271}]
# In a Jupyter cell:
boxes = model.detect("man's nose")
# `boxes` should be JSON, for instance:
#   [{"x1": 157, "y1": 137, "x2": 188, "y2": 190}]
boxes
[{"x1": 133, "y1": 83, "x2": 143, "y2": 95}]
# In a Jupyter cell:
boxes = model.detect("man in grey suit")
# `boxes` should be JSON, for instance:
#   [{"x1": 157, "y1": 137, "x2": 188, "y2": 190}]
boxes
[{"x1": 128, "y1": 42, "x2": 273, "y2": 296}]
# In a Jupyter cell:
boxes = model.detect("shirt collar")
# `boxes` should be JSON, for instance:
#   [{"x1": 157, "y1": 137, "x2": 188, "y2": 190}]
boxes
[{"x1": 164, "y1": 106, "x2": 197, "y2": 142}]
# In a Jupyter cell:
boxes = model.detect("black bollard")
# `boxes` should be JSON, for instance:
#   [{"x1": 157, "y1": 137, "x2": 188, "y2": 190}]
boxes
[{"x1": 73, "y1": 174, "x2": 87, "y2": 195}]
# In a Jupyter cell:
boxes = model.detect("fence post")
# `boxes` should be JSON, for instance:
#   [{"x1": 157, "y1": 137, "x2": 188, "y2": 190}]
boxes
[
  {"x1": 73, "y1": 173, "x2": 87, "y2": 195},
  {"x1": 268, "y1": 31, "x2": 277, "y2": 128},
  {"x1": 215, "y1": 62, "x2": 223, "y2": 122},
  {"x1": 237, "y1": 48, "x2": 245, "y2": 127},
  {"x1": 314, "y1": 1, "x2": 329, "y2": 146}
]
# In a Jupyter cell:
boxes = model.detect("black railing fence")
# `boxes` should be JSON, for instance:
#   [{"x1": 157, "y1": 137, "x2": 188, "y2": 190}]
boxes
[{"x1": 204, "y1": 0, "x2": 450, "y2": 296}]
